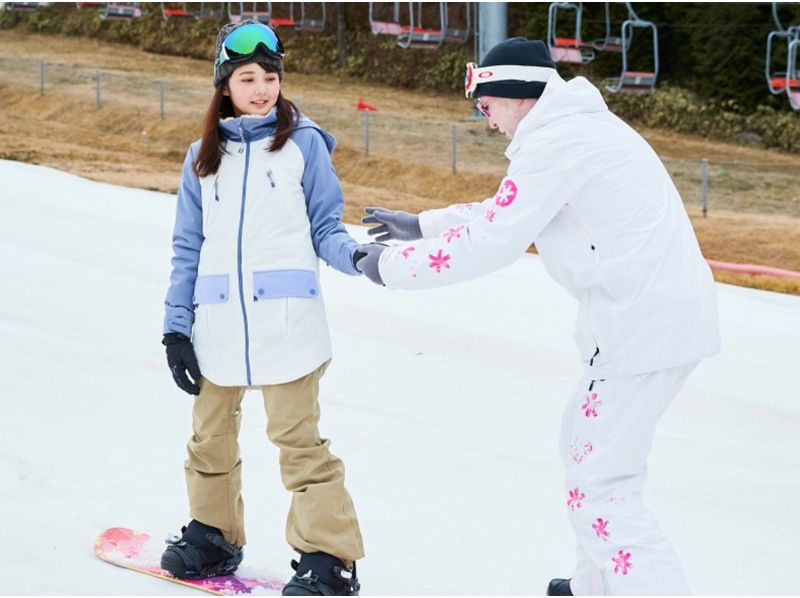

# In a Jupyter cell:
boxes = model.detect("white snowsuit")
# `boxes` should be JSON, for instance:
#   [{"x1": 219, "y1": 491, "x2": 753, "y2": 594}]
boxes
[{"x1": 377, "y1": 72, "x2": 721, "y2": 594}]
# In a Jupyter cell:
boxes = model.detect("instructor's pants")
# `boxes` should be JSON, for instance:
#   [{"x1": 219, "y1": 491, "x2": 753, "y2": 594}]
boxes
[
  {"x1": 184, "y1": 364, "x2": 365, "y2": 564},
  {"x1": 559, "y1": 362, "x2": 697, "y2": 595}
]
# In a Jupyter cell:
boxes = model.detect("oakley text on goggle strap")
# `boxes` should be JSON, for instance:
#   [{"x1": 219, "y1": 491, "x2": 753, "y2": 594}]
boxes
[
  {"x1": 464, "y1": 63, "x2": 556, "y2": 98},
  {"x1": 216, "y1": 23, "x2": 285, "y2": 69}
]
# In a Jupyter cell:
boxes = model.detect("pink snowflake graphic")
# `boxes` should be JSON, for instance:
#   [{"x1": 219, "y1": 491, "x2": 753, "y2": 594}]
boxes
[
  {"x1": 566, "y1": 487, "x2": 585, "y2": 511},
  {"x1": 581, "y1": 392, "x2": 602, "y2": 418},
  {"x1": 570, "y1": 439, "x2": 593, "y2": 464},
  {"x1": 485, "y1": 209, "x2": 496, "y2": 223},
  {"x1": 428, "y1": 249, "x2": 451, "y2": 273},
  {"x1": 592, "y1": 518, "x2": 610, "y2": 541},
  {"x1": 494, "y1": 179, "x2": 518, "y2": 207},
  {"x1": 443, "y1": 225, "x2": 465, "y2": 243},
  {"x1": 612, "y1": 550, "x2": 633, "y2": 575},
  {"x1": 401, "y1": 246, "x2": 416, "y2": 259}
]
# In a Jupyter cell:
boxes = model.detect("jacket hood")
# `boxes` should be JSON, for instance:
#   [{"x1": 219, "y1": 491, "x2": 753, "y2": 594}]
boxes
[
  {"x1": 505, "y1": 72, "x2": 608, "y2": 159},
  {"x1": 218, "y1": 108, "x2": 336, "y2": 153}
]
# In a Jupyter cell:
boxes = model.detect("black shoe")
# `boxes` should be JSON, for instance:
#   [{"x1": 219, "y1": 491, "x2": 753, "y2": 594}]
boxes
[
  {"x1": 160, "y1": 520, "x2": 243, "y2": 579},
  {"x1": 547, "y1": 578, "x2": 573, "y2": 596},
  {"x1": 282, "y1": 551, "x2": 359, "y2": 596}
]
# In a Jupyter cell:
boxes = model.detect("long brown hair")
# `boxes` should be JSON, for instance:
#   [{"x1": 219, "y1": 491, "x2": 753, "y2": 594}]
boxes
[{"x1": 194, "y1": 62, "x2": 298, "y2": 178}]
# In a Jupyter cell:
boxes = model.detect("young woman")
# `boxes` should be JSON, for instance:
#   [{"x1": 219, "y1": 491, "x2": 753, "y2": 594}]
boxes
[{"x1": 161, "y1": 20, "x2": 365, "y2": 596}]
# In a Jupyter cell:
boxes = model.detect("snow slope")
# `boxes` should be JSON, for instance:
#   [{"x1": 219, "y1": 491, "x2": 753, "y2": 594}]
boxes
[{"x1": 1, "y1": 160, "x2": 798, "y2": 595}]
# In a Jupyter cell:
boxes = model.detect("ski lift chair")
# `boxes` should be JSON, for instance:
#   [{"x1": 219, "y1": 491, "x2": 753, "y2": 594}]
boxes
[
  {"x1": 547, "y1": 2, "x2": 595, "y2": 65},
  {"x1": 369, "y1": 1, "x2": 405, "y2": 36},
  {"x1": 369, "y1": 2, "x2": 445, "y2": 49},
  {"x1": 4, "y1": 2, "x2": 49, "y2": 11},
  {"x1": 591, "y1": 2, "x2": 627, "y2": 52},
  {"x1": 101, "y1": 2, "x2": 142, "y2": 19},
  {"x1": 230, "y1": 3, "x2": 271, "y2": 25},
  {"x1": 397, "y1": 2, "x2": 446, "y2": 50},
  {"x1": 443, "y1": 2, "x2": 470, "y2": 45},
  {"x1": 197, "y1": 2, "x2": 225, "y2": 21},
  {"x1": 604, "y1": 7, "x2": 658, "y2": 94},
  {"x1": 786, "y1": 37, "x2": 800, "y2": 110},
  {"x1": 161, "y1": 2, "x2": 195, "y2": 20},
  {"x1": 268, "y1": 2, "x2": 296, "y2": 28},
  {"x1": 296, "y1": 2, "x2": 325, "y2": 32}
]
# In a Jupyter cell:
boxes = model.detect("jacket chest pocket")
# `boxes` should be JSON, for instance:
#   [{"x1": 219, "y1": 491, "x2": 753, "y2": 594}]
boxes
[
  {"x1": 264, "y1": 168, "x2": 292, "y2": 218},
  {"x1": 200, "y1": 175, "x2": 222, "y2": 234}
]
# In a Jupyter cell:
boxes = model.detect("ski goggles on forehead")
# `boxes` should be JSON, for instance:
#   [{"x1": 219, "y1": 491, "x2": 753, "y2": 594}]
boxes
[
  {"x1": 216, "y1": 23, "x2": 285, "y2": 69},
  {"x1": 464, "y1": 62, "x2": 556, "y2": 98}
]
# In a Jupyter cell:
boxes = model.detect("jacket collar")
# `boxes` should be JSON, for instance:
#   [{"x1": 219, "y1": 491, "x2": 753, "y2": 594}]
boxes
[
  {"x1": 505, "y1": 72, "x2": 609, "y2": 160},
  {"x1": 219, "y1": 109, "x2": 279, "y2": 142},
  {"x1": 217, "y1": 109, "x2": 337, "y2": 154}
]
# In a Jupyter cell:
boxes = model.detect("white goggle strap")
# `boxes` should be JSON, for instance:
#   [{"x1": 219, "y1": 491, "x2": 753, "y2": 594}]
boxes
[{"x1": 465, "y1": 64, "x2": 556, "y2": 98}]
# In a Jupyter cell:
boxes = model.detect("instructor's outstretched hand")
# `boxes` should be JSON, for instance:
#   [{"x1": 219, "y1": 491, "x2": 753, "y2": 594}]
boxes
[
  {"x1": 163, "y1": 332, "x2": 202, "y2": 395},
  {"x1": 362, "y1": 207, "x2": 422, "y2": 242},
  {"x1": 354, "y1": 243, "x2": 387, "y2": 286}
]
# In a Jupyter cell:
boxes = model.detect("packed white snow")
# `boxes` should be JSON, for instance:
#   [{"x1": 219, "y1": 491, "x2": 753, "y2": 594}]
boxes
[{"x1": 1, "y1": 160, "x2": 798, "y2": 595}]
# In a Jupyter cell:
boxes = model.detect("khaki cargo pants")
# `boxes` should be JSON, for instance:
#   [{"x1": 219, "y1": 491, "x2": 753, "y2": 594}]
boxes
[{"x1": 184, "y1": 364, "x2": 364, "y2": 565}]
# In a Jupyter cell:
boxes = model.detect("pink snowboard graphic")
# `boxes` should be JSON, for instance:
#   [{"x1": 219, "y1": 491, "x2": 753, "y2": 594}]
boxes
[{"x1": 95, "y1": 527, "x2": 284, "y2": 595}]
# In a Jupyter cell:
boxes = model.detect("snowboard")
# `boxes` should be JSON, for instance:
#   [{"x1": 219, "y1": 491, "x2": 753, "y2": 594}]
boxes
[{"x1": 94, "y1": 527, "x2": 285, "y2": 595}]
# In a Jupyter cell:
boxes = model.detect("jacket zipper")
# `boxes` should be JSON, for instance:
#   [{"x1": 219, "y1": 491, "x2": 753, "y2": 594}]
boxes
[
  {"x1": 564, "y1": 204, "x2": 601, "y2": 374},
  {"x1": 236, "y1": 122, "x2": 253, "y2": 385}
]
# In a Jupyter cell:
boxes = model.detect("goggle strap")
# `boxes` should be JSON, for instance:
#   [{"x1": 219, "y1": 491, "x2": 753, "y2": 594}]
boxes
[{"x1": 466, "y1": 63, "x2": 556, "y2": 97}]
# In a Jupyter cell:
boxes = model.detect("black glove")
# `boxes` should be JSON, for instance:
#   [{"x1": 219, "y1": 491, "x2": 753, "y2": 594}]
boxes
[{"x1": 162, "y1": 332, "x2": 202, "y2": 395}]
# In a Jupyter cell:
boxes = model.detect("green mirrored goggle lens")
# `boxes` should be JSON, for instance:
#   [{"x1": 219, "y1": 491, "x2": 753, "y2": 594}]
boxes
[{"x1": 223, "y1": 23, "x2": 284, "y2": 60}]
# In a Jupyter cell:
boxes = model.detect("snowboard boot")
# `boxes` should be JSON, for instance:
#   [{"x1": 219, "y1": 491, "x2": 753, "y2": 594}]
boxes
[
  {"x1": 282, "y1": 551, "x2": 360, "y2": 596},
  {"x1": 546, "y1": 578, "x2": 573, "y2": 596},
  {"x1": 160, "y1": 520, "x2": 243, "y2": 579}
]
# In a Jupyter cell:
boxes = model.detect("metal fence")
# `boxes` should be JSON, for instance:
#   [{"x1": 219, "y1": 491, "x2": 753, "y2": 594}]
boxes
[{"x1": 2, "y1": 53, "x2": 798, "y2": 218}]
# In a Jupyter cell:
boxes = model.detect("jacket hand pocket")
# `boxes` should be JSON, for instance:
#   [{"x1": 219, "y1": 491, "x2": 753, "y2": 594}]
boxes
[
  {"x1": 252, "y1": 269, "x2": 318, "y2": 300},
  {"x1": 193, "y1": 274, "x2": 230, "y2": 305}
]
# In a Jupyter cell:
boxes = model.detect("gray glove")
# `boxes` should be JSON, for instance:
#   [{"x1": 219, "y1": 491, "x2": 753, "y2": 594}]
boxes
[
  {"x1": 354, "y1": 243, "x2": 387, "y2": 285},
  {"x1": 362, "y1": 207, "x2": 422, "y2": 242}
]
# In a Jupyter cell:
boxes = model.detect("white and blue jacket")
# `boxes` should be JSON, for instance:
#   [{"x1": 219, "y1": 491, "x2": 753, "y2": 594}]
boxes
[{"x1": 164, "y1": 110, "x2": 360, "y2": 386}]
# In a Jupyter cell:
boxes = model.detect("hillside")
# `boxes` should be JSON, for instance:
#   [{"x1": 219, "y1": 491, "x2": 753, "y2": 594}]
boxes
[{"x1": 1, "y1": 29, "x2": 799, "y2": 294}]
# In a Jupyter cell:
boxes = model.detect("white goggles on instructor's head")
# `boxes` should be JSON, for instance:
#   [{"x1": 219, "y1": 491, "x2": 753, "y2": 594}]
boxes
[{"x1": 464, "y1": 62, "x2": 556, "y2": 98}]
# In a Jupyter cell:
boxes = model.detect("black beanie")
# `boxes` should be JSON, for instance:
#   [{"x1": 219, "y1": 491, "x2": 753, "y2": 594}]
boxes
[{"x1": 475, "y1": 37, "x2": 556, "y2": 99}]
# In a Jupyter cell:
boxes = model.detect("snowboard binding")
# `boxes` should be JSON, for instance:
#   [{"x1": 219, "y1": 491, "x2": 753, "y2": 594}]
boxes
[
  {"x1": 160, "y1": 520, "x2": 243, "y2": 580},
  {"x1": 282, "y1": 551, "x2": 360, "y2": 596}
]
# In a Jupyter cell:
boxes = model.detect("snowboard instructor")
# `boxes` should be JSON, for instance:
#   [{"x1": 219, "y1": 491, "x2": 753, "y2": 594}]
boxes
[{"x1": 356, "y1": 38, "x2": 721, "y2": 596}]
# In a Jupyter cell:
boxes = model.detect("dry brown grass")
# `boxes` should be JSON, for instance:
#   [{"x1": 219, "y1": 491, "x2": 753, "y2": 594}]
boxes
[{"x1": 2, "y1": 29, "x2": 799, "y2": 295}]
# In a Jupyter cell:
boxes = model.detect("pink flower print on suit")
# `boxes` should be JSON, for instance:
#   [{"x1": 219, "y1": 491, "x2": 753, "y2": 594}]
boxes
[
  {"x1": 485, "y1": 208, "x2": 497, "y2": 223},
  {"x1": 570, "y1": 438, "x2": 593, "y2": 464},
  {"x1": 612, "y1": 550, "x2": 633, "y2": 575},
  {"x1": 592, "y1": 518, "x2": 610, "y2": 541},
  {"x1": 401, "y1": 246, "x2": 416, "y2": 259},
  {"x1": 581, "y1": 392, "x2": 602, "y2": 417},
  {"x1": 567, "y1": 487, "x2": 585, "y2": 511},
  {"x1": 429, "y1": 249, "x2": 451, "y2": 273},
  {"x1": 494, "y1": 179, "x2": 518, "y2": 207},
  {"x1": 443, "y1": 225, "x2": 465, "y2": 243}
]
